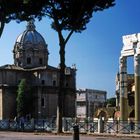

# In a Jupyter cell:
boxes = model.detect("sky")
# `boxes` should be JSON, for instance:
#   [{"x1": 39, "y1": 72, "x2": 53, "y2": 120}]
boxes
[{"x1": 0, "y1": 0, "x2": 140, "y2": 98}]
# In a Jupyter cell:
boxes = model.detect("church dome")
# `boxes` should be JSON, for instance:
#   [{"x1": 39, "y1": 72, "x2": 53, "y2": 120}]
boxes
[
  {"x1": 15, "y1": 21, "x2": 46, "y2": 49},
  {"x1": 13, "y1": 21, "x2": 49, "y2": 69}
]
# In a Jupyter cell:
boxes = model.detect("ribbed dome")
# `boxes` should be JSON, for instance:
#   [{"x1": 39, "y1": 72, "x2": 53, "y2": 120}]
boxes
[
  {"x1": 13, "y1": 21, "x2": 49, "y2": 69},
  {"x1": 15, "y1": 21, "x2": 46, "y2": 48}
]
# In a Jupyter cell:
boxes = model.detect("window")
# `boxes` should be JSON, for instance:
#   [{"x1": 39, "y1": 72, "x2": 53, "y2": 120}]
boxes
[
  {"x1": 39, "y1": 58, "x2": 43, "y2": 65},
  {"x1": 53, "y1": 80, "x2": 56, "y2": 86},
  {"x1": 66, "y1": 82, "x2": 69, "y2": 87},
  {"x1": 18, "y1": 61, "x2": 21, "y2": 66},
  {"x1": 95, "y1": 95, "x2": 98, "y2": 99},
  {"x1": 27, "y1": 57, "x2": 31, "y2": 64},
  {"x1": 41, "y1": 80, "x2": 45, "y2": 85},
  {"x1": 41, "y1": 98, "x2": 45, "y2": 107}
]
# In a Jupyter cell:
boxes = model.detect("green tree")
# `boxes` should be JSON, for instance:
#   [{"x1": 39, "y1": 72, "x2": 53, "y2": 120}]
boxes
[
  {"x1": 0, "y1": 0, "x2": 48, "y2": 37},
  {"x1": 0, "y1": 0, "x2": 115, "y2": 133},
  {"x1": 16, "y1": 79, "x2": 26, "y2": 116},
  {"x1": 106, "y1": 97, "x2": 116, "y2": 107},
  {"x1": 16, "y1": 79, "x2": 33, "y2": 116}
]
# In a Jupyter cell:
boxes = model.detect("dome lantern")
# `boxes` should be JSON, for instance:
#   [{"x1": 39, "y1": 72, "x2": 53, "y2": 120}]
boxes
[{"x1": 26, "y1": 20, "x2": 36, "y2": 31}]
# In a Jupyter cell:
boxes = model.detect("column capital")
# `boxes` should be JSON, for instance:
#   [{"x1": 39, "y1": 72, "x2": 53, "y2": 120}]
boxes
[
  {"x1": 134, "y1": 54, "x2": 140, "y2": 76},
  {"x1": 120, "y1": 56, "x2": 127, "y2": 62},
  {"x1": 134, "y1": 54, "x2": 140, "y2": 61},
  {"x1": 120, "y1": 56, "x2": 127, "y2": 70}
]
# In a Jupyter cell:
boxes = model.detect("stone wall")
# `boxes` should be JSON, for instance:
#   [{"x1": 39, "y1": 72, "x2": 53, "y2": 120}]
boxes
[{"x1": 3, "y1": 87, "x2": 17, "y2": 119}]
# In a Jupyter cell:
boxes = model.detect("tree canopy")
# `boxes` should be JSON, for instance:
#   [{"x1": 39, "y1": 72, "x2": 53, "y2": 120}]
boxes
[
  {"x1": 0, "y1": 0, "x2": 115, "y2": 37},
  {"x1": 0, "y1": 0, "x2": 48, "y2": 37},
  {"x1": 106, "y1": 97, "x2": 116, "y2": 107},
  {"x1": 43, "y1": 0, "x2": 115, "y2": 33}
]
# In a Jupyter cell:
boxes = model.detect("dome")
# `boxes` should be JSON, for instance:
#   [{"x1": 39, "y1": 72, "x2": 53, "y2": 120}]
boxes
[
  {"x1": 13, "y1": 21, "x2": 49, "y2": 69},
  {"x1": 15, "y1": 21, "x2": 46, "y2": 48}
]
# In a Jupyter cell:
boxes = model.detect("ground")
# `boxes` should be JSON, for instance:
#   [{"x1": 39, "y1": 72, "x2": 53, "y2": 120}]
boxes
[{"x1": 0, "y1": 132, "x2": 140, "y2": 140}]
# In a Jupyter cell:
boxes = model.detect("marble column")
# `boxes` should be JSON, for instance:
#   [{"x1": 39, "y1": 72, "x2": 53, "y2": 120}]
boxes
[
  {"x1": 115, "y1": 72, "x2": 120, "y2": 109},
  {"x1": 134, "y1": 54, "x2": 140, "y2": 122},
  {"x1": 119, "y1": 56, "x2": 128, "y2": 121}
]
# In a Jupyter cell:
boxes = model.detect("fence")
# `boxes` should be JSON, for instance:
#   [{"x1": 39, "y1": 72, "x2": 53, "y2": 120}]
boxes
[
  {"x1": 0, "y1": 118, "x2": 140, "y2": 134},
  {"x1": 0, "y1": 119, "x2": 56, "y2": 132}
]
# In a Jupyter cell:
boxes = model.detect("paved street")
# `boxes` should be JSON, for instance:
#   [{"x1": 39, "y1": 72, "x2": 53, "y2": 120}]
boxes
[{"x1": 0, "y1": 132, "x2": 140, "y2": 140}]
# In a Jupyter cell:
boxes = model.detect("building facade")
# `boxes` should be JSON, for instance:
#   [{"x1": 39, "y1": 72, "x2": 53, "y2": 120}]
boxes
[
  {"x1": 0, "y1": 21, "x2": 76, "y2": 119},
  {"x1": 76, "y1": 88, "x2": 107, "y2": 119}
]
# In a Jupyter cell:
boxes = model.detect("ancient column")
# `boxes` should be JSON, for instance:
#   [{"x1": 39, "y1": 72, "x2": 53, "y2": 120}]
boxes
[
  {"x1": 115, "y1": 72, "x2": 120, "y2": 109},
  {"x1": 119, "y1": 56, "x2": 128, "y2": 121},
  {"x1": 134, "y1": 54, "x2": 140, "y2": 122}
]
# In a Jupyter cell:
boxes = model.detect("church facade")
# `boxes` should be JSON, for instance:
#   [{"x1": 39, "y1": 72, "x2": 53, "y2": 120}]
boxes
[{"x1": 0, "y1": 21, "x2": 76, "y2": 119}]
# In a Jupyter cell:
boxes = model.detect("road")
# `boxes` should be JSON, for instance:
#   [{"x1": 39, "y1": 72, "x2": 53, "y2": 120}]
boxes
[{"x1": 0, "y1": 132, "x2": 139, "y2": 140}]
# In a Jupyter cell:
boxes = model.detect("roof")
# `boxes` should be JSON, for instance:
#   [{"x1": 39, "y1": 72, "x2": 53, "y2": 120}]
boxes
[
  {"x1": 0, "y1": 64, "x2": 59, "y2": 71},
  {"x1": 0, "y1": 64, "x2": 24, "y2": 70}
]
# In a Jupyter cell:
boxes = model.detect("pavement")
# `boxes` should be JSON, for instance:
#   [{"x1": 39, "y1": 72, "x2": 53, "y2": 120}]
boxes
[
  {"x1": 0, "y1": 131, "x2": 140, "y2": 140},
  {"x1": 37, "y1": 131, "x2": 140, "y2": 138},
  {"x1": 88, "y1": 132, "x2": 140, "y2": 138}
]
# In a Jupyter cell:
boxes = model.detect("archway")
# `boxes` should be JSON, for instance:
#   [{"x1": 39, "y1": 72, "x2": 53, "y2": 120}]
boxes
[{"x1": 98, "y1": 110, "x2": 107, "y2": 120}]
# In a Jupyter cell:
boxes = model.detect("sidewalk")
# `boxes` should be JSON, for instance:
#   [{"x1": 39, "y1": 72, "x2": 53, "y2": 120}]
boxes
[
  {"x1": 1, "y1": 131, "x2": 140, "y2": 139},
  {"x1": 88, "y1": 132, "x2": 140, "y2": 138},
  {"x1": 34, "y1": 130, "x2": 140, "y2": 138}
]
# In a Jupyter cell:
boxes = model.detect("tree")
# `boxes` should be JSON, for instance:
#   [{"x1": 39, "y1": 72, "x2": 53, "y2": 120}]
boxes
[
  {"x1": 0, "y1": 0, "x2": 48, "y2": 37},
  {"x1": 40, "y1": 0, "x2": 115, "y2": 133},
  {"x1": 16, "y1": 79, "x2": 26, "y2": 116},
  {"x1": 106, "y1": 97, "x2": 116, "y2": 107},
  {"x1": 16, "y1": 79, "x2": 33, "y2": 117},
  {"x1": 0, "y1": 0, "x2": 115, "y2": 133}
]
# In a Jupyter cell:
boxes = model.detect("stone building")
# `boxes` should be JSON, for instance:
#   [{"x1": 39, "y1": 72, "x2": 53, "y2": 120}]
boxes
[
  {"x1": 0, "y1": 21, "x2": 76, "y2": 119},
  {"x1": 76, "y1": 88, "x2": 107, "y2": 119}
]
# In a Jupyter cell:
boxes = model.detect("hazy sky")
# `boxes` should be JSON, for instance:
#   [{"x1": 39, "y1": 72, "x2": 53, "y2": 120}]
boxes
[{"x1": 0, "y1": 0, "x2": 139, "y2": 98}]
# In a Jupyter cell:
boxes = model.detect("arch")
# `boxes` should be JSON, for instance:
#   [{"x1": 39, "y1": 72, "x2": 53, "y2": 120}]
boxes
[{"x1": 98, "y1": 110, "x2": 107, "y2": 120}]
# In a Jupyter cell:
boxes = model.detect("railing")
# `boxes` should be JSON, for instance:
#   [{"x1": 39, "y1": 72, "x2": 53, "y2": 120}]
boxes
[
  {"x1": 62, "y1": 118, "x2": 98, "y2": 133},
  {"x1": 0, "y1": 119, "x2": 56, "y2": 132},
  {"x1": 0, "y1": 118, "x2": 140, "y2": 134},
  {"x1": 103, "y1": 120, "x2": 137, "y2": 134}
]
